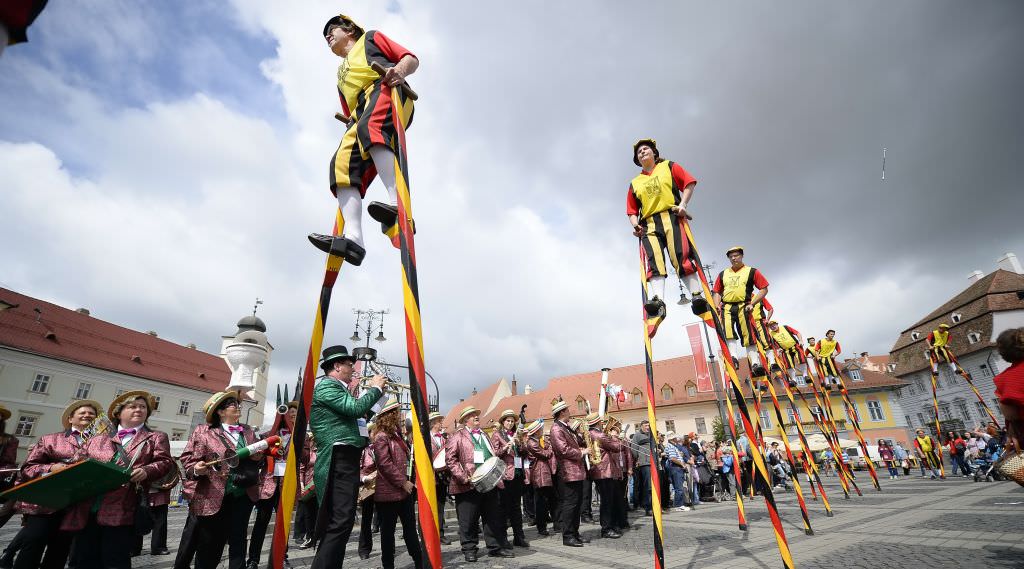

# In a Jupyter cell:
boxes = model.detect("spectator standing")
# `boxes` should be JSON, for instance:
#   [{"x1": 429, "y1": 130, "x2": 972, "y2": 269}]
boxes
[
  {"x1": 994, "y1": 328, "x2": 1024, "y2": 451},
  {"x1": 893, "y1": 442, "x2": 911, "y2": 477},
  {"x1": 878, "y1": 440, "x2": 898, "y2": 479}
]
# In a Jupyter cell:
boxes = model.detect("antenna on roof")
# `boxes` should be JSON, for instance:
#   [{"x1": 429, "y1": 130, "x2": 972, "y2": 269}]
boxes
[
  {"x1": 252, "y1": 297, "x2": 264, "y2": 316},
  {"x1": 881, "y1": 147, "x2": 886, "y2": 181}
]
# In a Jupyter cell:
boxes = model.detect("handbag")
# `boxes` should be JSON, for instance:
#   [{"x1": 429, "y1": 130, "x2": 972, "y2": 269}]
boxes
[
  {"x1": 134, "y1": 490, "x2": 154, "y2": 535},
  {"x1": 993, "y1": 448, "x2": 1024, "y2": 488}
]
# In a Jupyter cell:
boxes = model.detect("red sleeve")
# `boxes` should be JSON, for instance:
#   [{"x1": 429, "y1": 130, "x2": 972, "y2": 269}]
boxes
[
  {"x1": 670, "y1": 162, "x2": 697, "y2": 190},
  {"x1": 712, "y1": 272, "x2": 724, "y2": 294},
  {"x1": 835, "y1": 342, "x2": 842, "y2": 355},
  {"x1": 926, "y1": 332, "x2": 935, "y2": 347},
  {"x1": 761, "y1": 297, "x2": 773, "y2": 312},
  {"x1": 786, "y1": 326, "x2": 801, "y2": 340},
  {"x1": 752, "y1": 269, "x2": 769, "y2": 289},
  {"x1": 815, "y1": 341, "x2": 822, "y2": 352},
  {"x1": 368, "y1": 31, "x2": 416, "y2": 63},
  {"x1": 626, "y1": 185, "x2": 640, "y2": 216}
]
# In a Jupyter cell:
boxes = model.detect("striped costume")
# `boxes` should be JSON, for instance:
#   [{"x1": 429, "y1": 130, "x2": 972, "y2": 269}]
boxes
[
  {"x1": 712, "y1": 265, "x2": 769, "y2": 347},
  {"x1": 815, "y1": 338, "x2": 841, "y2": 378},
  {"x1": 926, "y1": 329, "x2": 955, "y2": 366},
  {"x1": 626, "y1": 161, "x2": 699, "y2": 280},
  {"x1": 769, "y1": 324, "x2": 807, "y2": 370}
]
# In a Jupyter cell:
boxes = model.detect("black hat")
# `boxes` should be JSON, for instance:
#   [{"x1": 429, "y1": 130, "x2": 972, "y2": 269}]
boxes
[
  {"x1": 633, "y1": 139, "x2": 659, "y2": 167},
  {"x1": 323, "y1": 14, "x2": 359, "y2": 37},
  {"x1": 320, "y1": 345, "x2": 356, "y2": 372}
]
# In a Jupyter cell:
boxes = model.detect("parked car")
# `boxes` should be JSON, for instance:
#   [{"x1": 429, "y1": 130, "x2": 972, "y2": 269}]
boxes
[{"x1": 843, "y1": 445, "x2": 882, "y2": 470}]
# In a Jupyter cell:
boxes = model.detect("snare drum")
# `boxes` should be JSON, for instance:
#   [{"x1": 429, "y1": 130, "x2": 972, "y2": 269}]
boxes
[
  {"x1": 432, "y1": 448, "x2": 446, "y2": 470},
  {"x1": 469, "y1": 457, "x2": 503, "y2": 493}
]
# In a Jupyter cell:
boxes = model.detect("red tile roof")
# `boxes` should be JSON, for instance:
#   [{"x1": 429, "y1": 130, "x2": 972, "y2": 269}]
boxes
[{"x1": 0, "y1": 287, "x2": 228, "y2": 392}]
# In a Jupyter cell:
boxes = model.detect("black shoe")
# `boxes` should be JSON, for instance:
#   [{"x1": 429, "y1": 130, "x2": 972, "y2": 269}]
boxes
[
  {"x1": 367, "y1": 201, "x2": 399, "y2": 228},
  {"x1": 307, "y1": 233, "x2": 366, "y2": 266},
  {"x1": 299, "y1": 537, "x2": 313, "y2": 549},
  {"x1": 770, "y1": 363, "x2": 782, "y2": 374},
  {"x1": 439, "y1": 534, "x2": 452, "y2": 545},
  {"x1": 501, "y1": 542, "x2": 513, "y2": 551},
  {"x1": 576, "y1": 534, "x2": 591, "y2": 544},
  {"x1": 359, "y1": 552, "x2": 370, "y2": 560},
  {"x1": 245, "y1": 561, "x2": 258, "y2": 569},
  {"x1": 463, "y1": 551, "x2": 478, "y2": 562},
  {"x1": 644, "y1": 509, "x2": 653, "y2": 516},
  {"x1": 131, "y1": 549, "x2": 142, "y2": 558},
  {"x1": 787, "y1": 379, "x2": 798, "y2": 388},
  {"x1": 489, "y1": 549, "x2": 515, "y2": 558},
  {"x1": 751, "y1": 364, "x2": 766, "y2": 377},
  {"x1": 691, "y1": 296, "x2": 710, "y2": 316},
  {"x1": 513, "y1": 538, "x2": 530, "y2": 548},
  {"x1": 537, "y1": 529, "x2": 550, "y2": 536},
  {"x1": 601, "y1": 530, "x2": 622, "y2": 539},
  {"x1": 151, "y1": 548, "x2": 171, "y2": 556},
  {"x1": 563, "y1": 538, "x2": 584, "y2": 547},
  {"x1": 644, "y1": 296, "x2": 666, "y2": 318},
  {"x1": 581, "y1": 515, "x2": 594, "y2": 524}
]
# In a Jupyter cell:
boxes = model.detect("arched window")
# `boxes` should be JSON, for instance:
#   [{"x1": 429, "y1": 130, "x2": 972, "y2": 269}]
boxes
[
  {"x1": 632, "y1": 388, "x2": 643, "y2": 404},
  {"x1": 576, "y1": 396, "x2": 586, "y2": 412},
  {"x1": 661, "y1": 385, "x2": 673, "y2": 401},
  {"x1": 685, "y1": 382, "x2": 697, "y2": 397}
]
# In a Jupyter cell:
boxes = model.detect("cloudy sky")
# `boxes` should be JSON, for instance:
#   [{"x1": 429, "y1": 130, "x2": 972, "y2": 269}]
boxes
[{"x1": 2, "y1": 1, "x2": 1022, "y2": 417}]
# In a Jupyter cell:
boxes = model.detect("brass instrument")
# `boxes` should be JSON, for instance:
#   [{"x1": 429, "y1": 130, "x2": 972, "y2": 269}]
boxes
[
  {"x1": 604, "y1": 415, "x2": 622, "y2": 434},
  {"x1": 152, "y1": 462, "x2": 182, "y2": 491},
  {"x1": 583, "y1": 426, "x2": 602, "y2": 466},
  {"x1": 360, "y1": 360, "x2": 412, "y2": 394}
]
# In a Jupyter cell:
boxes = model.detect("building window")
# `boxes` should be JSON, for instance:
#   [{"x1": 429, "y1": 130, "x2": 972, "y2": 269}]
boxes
[
  {"x1": 939, "y1": 404, "x2": 952, "y2": 421},
  {"x1": 866, "y1": 400, "x2": 885, "y2": 422},
  {"x1": 974, "y1": 401, "x2": 989, "y2": 420},
  {"x1": 887, "y1": 363, "x2": 897, "y2": 373},
  {"x1": 73, "y1": 382, "x2": 93, "y2": 399},
  {"x1": 759, "y1": 409, "x2": 772, "y2": 429},
  {"x1": 951, "y1": 312, "x2": 962, "y2": 324},
  {"x1": 576, "y1": 397, "x2": 586, "y2": 412},
  {"x1": 904, "y1": 415, "x2": 913, "y2": 427},
  {"x1": 30, "y1": 373, "x2": 50, "y2": 393},
  {"x1": 664, "y1": 420, "x2": 675, "y2": 433},
  {"x1": 177, "y1": 401, "x2": 191, "y2": 416},
  {"x1": 967, "y1": 332, "x2": 982, "y2": 344},
  {"x1": 686, "y1": 382, "x2": 697, "y2": 398},
  {"x1": 661, "y1": 386, "x2": 673, "y2": 401},
  {"x1": 848, "y1": 369, "x2": 863, "y2": 382},
  {"x1": 911, "y1": 331, "x2": 921, "y2": 341},
  {"x1": 916, "y1": 412, "x2": 925, "y2": 426},
  {"x1": 152, "y1": 396, "x2": 160, "y2": 411},
  {"x1": 695, "y1": 417, "x2": 707, "y2": 435},
  {"x1": 632, "y1": 389, "x2": 642, "y2": 404},
  {"x1": 14, "y1": 415, "x2": 37, "y2": 436},
  {"x1": 908, "y1": 381, "x2": 918, "y2": 396},
  {"x1": 979, "y1": 364, "x2": 993, "y2": 378},
  {"x1": 955, "y1": 400, "x2": 971, "y2": 421},
  {"x1": 787, "y1": 408, "x2": 797, "y2": 425},
  {"x1": 171, "y1": 430, "x2": 185, "y2": 441}
]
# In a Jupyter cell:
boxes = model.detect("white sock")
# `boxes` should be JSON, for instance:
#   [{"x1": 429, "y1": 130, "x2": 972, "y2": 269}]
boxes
[
  {"x1": 683, "y1": 273, "x2": 703, "y2": 297},
  {"x1": 766, "y1": 351, "x2": 777, "y2": 367},
  {"x1": 368, "y1": 145, "x2": 399, "y2": 206},
  {"x1": 335, "y1": 187, "x2": 364, "y2": 248},
  {"x1": 797, "y1": 363, "x2": 807, "y2": 377},
  {"x1": 947, "y1": 363, "x2": 957, "y2": 374},
  {"x1": 747, "y1": 348, "x2": 759, "y2": 369},
  {"x1": 649, "y1": 275, "x2": 666, "y2": 300},
  {"x1": 788, "y1": 368, "x2": 799, "y2": 381}
]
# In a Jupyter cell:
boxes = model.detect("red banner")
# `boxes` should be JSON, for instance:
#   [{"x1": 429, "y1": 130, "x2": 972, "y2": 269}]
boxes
[{"x1": 686, "y1": 323, "x2": 713, "y2": 392}]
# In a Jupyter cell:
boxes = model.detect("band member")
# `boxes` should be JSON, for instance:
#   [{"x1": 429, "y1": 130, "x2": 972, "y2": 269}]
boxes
[
  {"x1": 571, "y1": 418, "x2": 594, "y2": 524},
  {"x1": 293, "y1": 433, "x2": 318, "y2": 549},
  {"x1": 586, "y1": 414, "x2": 624, "y2": 538},
  {"x1": 66, "y1": 391, "x2": 173, "y2": 569},
  {"x1": 246, "y1": 402, "x2": 296, "y2": 569},
  {"x1": 767, "y1": 321, "x2": 809, "y2": 386},
  {"x1": 309, "y1": 345, "x2": 386, "y2": 569},
  {"x1": 713, "y1": 246, "x2": 770, "y2": 376},
  {"x1": 8, "y1": 400, "x2": 98, "y2": 569},
  {"x1": 428, "y1": 411, "x2": 452, "y2": 545},
  {"x1": 309, "y1": 13, "x2": 419, "y2": 264},
  {"x1": 136, "y1": 461, "x2": 174, "y2": 557},
  {"x1": 370, "y1": 401, "x2": 423, "y2": 569},
  {"x1": 522, "y1": 420, "x2": 556, "y2": 536},
  {"x1": 171, "y1": 478, "x2": 199, "y2": 569},
  {"x1": 815, "y1": 330, "x2": 843, "y2": 388},
  {"x1": 445, "y1": 406, "x2": 513, "y2": 562},
  {"x1": 356, "y1": 440, "x2": 377, "y2": 560},
  {"x1": 927, "y1": 323, "x2": 959, "y2": 373},
  {"x1": 626, "y1": 139, "x2": 705, "y2": 334},
  {"x1": 490, "y1": 409, "x2": 529, "y2": 548},
  {"x1": 551, "y1": 402, "x2": 588, "y2": 547},
  {"x1": 608, "y1": 419, "x2": 632, "y2": 532}
]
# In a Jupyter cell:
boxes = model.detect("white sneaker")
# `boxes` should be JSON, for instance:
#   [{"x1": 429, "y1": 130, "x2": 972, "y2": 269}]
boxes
[{"x1": 676, "y1": 506, "x2": 690, "y2": 511}]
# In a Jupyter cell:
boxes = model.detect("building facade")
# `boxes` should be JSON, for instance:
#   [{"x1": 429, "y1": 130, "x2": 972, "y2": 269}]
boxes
[{"x1": 888, "y1": 258, "x2": 1024, "y2": 437}]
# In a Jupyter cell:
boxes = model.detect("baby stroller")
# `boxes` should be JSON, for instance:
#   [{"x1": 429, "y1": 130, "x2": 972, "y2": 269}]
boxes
[
  {"x1": 696, "y1": 462, "x2": 717, "y2": 501},
  {"x1": 973, "y1": 447, "x2": 1003, "y2": 482}
]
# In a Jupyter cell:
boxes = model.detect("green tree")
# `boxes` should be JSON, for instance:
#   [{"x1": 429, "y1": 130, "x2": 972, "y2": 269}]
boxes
[{"x1": 712, "y1": 416, "x2": 726, "y2": 443}]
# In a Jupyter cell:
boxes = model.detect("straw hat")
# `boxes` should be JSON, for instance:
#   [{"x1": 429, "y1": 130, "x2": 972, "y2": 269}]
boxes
[
  {"x1": 108, "y1": 390, "x2": 157, "y2": 422},
  {"x1": 551, "y1": 400, "x2": 569, "y2": 417},
  {"x1": 428, "y1": 411, "x2": 443, "y2": 423},
  {"x1": 203, "y1": 390, "x2": 242, "y2": 424},
  {"x1": 0, "y1": 404, "x2": 10, "y2": 422},
  {"x1": 498, "y1": 409, "x2": 517, "y2": 422},
  {"x1": 524, "y1": 419, "x2": 544, "y2": 435},
  {"x1": 459, "y1": 406, "x2": 481, "y2": 423},
  {"x1": 378, "y1": 399, "x2": 400, "y2": 416},
  {"x1": 726, "y1": 245, "x2": 744, "y2": 256},
  {"x1": 585, "y1": 412, "x2": 602, "y2": 427},
  {"x1": 61, "y1": 399, "x2": 102, "y2": 429}
]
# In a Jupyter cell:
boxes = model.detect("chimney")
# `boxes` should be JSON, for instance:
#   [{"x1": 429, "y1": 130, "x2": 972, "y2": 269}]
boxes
[
  {"x1": 75, "y1": 308, "x2": 90, "y2": 315},
  {"x1": 511, "y1": 377, "x2": 518, "y2": 396},
  {"x1": 524, "y1": 384, "x2": 533, "y2": 395},
  {"x1": 471, "y1": 387, "x2": 477, "y2": 396},
  {"x1": 186, "y1": 343, "x2": 197, "y2": 349},
  {"x1": 967, "y1": 270, "x2": 984, "y2": 283},
  {"x1": 997, "y1": 252, "x2": 1024, "y2": 275}
]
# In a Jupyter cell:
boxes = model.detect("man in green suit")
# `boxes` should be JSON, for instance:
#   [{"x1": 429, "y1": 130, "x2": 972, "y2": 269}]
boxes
[{"x1": 310, "y1": 345, "x2": 386, "y2": 569}]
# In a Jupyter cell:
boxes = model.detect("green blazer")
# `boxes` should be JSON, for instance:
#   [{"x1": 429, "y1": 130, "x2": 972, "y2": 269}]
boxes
[{"x1": 310, "y1": 379, "x2": 383, "y2": 503}]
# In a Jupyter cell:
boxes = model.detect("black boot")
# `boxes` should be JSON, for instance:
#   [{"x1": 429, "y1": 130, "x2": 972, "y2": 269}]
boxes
[
  {"x1": 307, "y1": 233, "x2": 366, "y2": 266},
  {"x1": 644, "y1": 296, "x2": 666, "y2": 318},
  {"x1": 751, "y1": 364, "x2": 766, "y2": 378},
  {"x1": 367, "y1": 201, "x2": 398, "y2": 228},
  {"x1": 691, "y1": 296, "x2": 710, "y2": 316}
]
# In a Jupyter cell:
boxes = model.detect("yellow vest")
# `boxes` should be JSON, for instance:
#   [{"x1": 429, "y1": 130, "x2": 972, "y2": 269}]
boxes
[
  {"x1": 931, "y1": 329, "x2": 949, "y2": 347},
  {"x1": 629, "y1": 161, "x2": 679, "y2": 220},
  {"x1": 770, "y1": 326, "x2": 798, "y2": 350},
  {"x1": 818, "y1": 338, "x2": 838, "y2": 358},
  {"x1": 336, "y1": 35, "x2": 381, "y2": 120},
  {"x1": 719, "y1": 265, "x2": 755, "y2": 304},
  {"x1": 916, "y1": 436, "x2": 933, "y2": 453}
]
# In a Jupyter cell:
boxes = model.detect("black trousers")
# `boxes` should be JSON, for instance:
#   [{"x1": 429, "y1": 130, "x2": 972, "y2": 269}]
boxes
[
  {"x1": 69, "y1": 515, "x2": 134, "y2": 569},
  {"x1": 247, "y1": 482, "x2": 279, "y2": 564},
  {"x1": 741, "y1": 460, "x2": 754, "y2": 494},
  {"x1": 532, "y1": 485, "x2": 557, "y2": 532},
  {"x1": 376, "y1": 497, "x2": 423, "y2": 569},
  {"x1": 194, "y1": 492, "x2": 254, "y2": 569},
  {"x1": 498, "y1": 471, "x2": 526, "y2": 541},
  {"x1": 614, "y1": 478, "x2": 629, "y2": 529},
  {"x1": 311, "y1": 445, "x2": 362, "y2": 569},
  {"x1": 556, "y1": 477, "x2": 583, "y2": 540},
  {"x1": 435, "y1": 478, "x2": 448, "y2": 537},
  {"x1": 659, "y1": 467, "x2": 670, "y2": 509},
  {"x1": 172, "y1": 512, "x2": 199, "y2": 569},
  {"x1": 150, "y1": 504, "x2": 169, "y2": 552},
  {"x1": 595, "y1": 479, "x2": 619, "y2": 532},
  {"x1": 12, "y1": 513, "x2": 74, "y2": 569},
  {"x1": 454, "y1": 489, "x2": 506, "y2": 554},
  {"x1": 521, "y1": 483, "x2": 535, "y2": 521},
  {"x1": 294, "y1": 498, "x2": 318, "y2": 541},
  {"x1": 357, "y1": 498, "x2": 375, "y2": 557},
  {"x1": 581, "y1": 479, "x2": 593, "y2": 518},
  {"x1": 633, "y1": 465, "x2": 651, "y2": 511}
]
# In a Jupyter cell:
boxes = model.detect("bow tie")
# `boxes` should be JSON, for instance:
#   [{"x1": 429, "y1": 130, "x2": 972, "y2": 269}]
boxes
[
  {"x1": 227, "y1": 425, "x2": 244, "y2": 433},
  {"x1": 471, "y1": 429, "x2": 482, "y2": 435},
  {"x1": 117, "y1": 428, "x2": 137, "y2": 438}
]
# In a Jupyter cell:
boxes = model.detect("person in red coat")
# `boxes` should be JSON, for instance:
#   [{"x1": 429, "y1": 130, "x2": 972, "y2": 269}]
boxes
[
  {"x1": 5, "y1": 399, "x2": 98, "y2": 569},
  {"x1": 608, "y1": 419, "x2": 632, "y2": 532},
  {"x1": 994, "y1": 328, "x2": 1024, "y2": 450},
  {"x1": 356, "y1": 441, "x2": 377, "y2": 560},
  {"x1": 550, "y1": 401, "x2": 588, "y2": 547},
  {"x1": 179, "y1": 391, "x2": 266, "y2": 569},
  {"x1": 65, "y1": 391, "x2": 173, "y2": 569},
  {"x1": 586, "y1": 414, "x2": 624, "y2": 539},
  {"x1": 445, "y1": 406, "x2": 511, "y2": 562},
  {"x1": 490, "y1": 409, "x2": 529, "y2": 548},
  {"x1": 370, "y1": 401, "x2": 423, "y2": 569},
  {"x1": 522, "y1": 420, "x2": 556, "y2": 536}
]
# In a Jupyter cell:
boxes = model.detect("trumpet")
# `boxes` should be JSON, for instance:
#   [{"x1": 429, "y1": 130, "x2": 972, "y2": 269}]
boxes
[{"x1": 360, "y1": 360, "x2": 411, "y2": 393}]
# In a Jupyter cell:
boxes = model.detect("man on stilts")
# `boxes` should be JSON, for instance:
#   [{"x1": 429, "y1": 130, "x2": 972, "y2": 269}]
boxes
[
  {"x1": 815, "y1": 330, "x2": 843, "y2": 390},
  {"x1": 767, "y1": 321, "x2": 810, "y2": 388},
  {"x1": 626, "y1": 139, "x2": 707, "y2": 335},
  {"x1": 309, "y1": 13, "x2": 419, "y2": 264},
  {"x1": 711, "y1": 246, "x2": 770, "y2": 377}
]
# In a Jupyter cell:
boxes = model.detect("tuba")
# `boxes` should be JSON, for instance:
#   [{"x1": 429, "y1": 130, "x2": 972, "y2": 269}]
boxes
[{"x1": 604, "y1": 415, "x2": 622, "y2": 434}]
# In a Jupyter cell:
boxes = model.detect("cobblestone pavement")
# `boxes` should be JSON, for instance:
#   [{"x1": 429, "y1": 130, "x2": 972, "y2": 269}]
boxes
[{"x1": 2, "y1": 475, "x2": 1022, "y2": 568}]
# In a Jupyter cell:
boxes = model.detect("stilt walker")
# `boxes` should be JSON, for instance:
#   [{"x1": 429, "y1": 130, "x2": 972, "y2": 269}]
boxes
[
  {"x1": 803, "y1": 350, "x2": 863, "y2": 497},
  {"x1": 707, "y1": 326, "x2": 750, "y2": 530},
  {"x1": 832, "y1": 368, "x2": 882, "y2": 491},
  {"x1": 928, "y1": 324, "x2": 1002, "y2": 428},
  {"x1": 926, "y1": 359, "x2": 947, "y2": 479}
]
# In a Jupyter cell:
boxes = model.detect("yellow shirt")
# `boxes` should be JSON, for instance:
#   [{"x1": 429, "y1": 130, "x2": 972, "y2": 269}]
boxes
[
  {"x1": 931, "y1": 329, "x2": 949, "y2": 347},
  {"x1": 770, "y1": 326, "x2": 798, "y2": 350},
  {"x1": 628, "y1": 161, "x2": 679, "y2": 220},
  {"x1": 916, "y1": 436, "x2": 933, "y2": 453},
  {"x1": 817, "y1": 338, "x2": 839, "y2": 358},
  {"x1": 718, "y1": 266, "x2": 755, "y2": 304}
]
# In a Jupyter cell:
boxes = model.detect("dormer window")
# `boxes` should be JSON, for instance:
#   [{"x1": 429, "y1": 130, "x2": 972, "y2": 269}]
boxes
[
  {"x1": 686, "y1": 382, "x2": 697, "y2": 397},
  {"x1": 661, "y1": 385, "x2": 673, "y2": 401},
  {"x1": 951, "y1": 312, "x2": 962, "y2": 324},
  {"x1": 886, "y1": 363, "x2": 897, "y2": 373},
  {"x1": 911, "y1": 331, "x2": 921, "y2": 341},
  {"x1": 967, "y1": 331, "x2": 982, "y2": 344}
]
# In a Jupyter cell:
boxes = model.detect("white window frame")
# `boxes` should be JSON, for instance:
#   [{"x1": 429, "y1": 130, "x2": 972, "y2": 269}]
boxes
[
  {"x1": 664, "y1": 419, "x2": 675, "y2": 433},
  {"x1": 951, "y1": 312, "x2": 962, "y2": 324},
  {"x1": 887, "y1": 363, "x2": 897, "y2": 373},
  {"x1": 14, "y1": 414, "x2": 38, "y2": 436},
  {"x1": 911, "y1": 331, "x2": 921, "y2": 340},
  {"x1": 29, "y1": 373, "x2": 50, "y2": 394},
  {"x1": 695, "y1": 416, "x2": 707, "y2": 435},
  {"x1": 686, "y1": 383, "x2": 697, "y2": 398},
  {"x1": 177, "y1": 400, "x2": 191, "y2": 416},
  {"x1": 759, "y1": 409, "x2": 772, "y2": 430},
  {"x1": 632, "y1": 389, "x2": 642, "y2": 404},
  {"x1": 967, "y1": 332, "x2": 982, "y2": 344},
  {"x1": 661, "y1": 385, "x2": 673, "y2": 401},
  {"x1": 848, "y1": 369, "x2": 863, "y2": 382},
  {"x1": 866, "y1": 399, "x2": 885, "y2": 422},
  {"x1": 74, "y1": 382, "x2": 93, "y2": 400}
]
